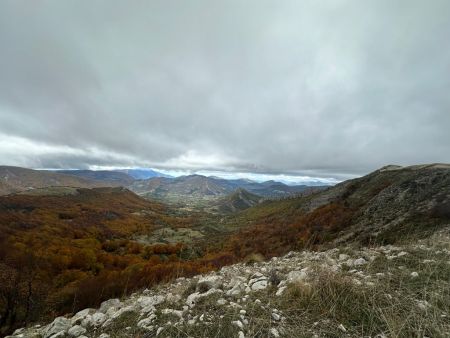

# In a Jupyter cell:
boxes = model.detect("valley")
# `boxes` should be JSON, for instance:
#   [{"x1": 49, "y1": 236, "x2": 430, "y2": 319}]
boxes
[
  {"x1": 1, "y1": 1, "x2": 448, "y2": 336},
  {"x1": 0, "y1": 164, "x2": 449, "y2": 337}
]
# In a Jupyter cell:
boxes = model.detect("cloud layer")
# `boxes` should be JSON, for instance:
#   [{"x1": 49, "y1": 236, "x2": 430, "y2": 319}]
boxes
[{"x1": 1, "y1": 0, "x2": 449, "y2": 179}]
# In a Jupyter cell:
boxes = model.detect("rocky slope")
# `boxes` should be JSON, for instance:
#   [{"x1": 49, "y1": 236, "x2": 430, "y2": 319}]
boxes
[
  {"x1": 9, "y1": 229, "x2": 450, "y2": 338},
  {"x1": 321, "y1": 163, "x2": 450, "y2": 244}
]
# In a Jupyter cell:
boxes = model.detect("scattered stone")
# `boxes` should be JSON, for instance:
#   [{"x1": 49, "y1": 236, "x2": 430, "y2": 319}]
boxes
[
  {"x1": 12, "y1": 328, "x2": 25, "y2": 335},
  {"x1": 338, "y1": 323, "x2": 347, "y2": 332},
  {"x1": 91, "y1": 312, "x2": 107, "y2": 326},
  {"x1": 353, "y1": 258, "x2": 367, "y2": 266},
  {"x1": 162, "y1": 308, "x2": 183, "y2": 319},
  {"x1": 270, "y1": 328, "x2": 280, "y2": 337},
  {"x1": 411, "y1": 271, "x2": 419, "y2": 278},
  {"x1": 67, "y1": 325, "x2": 86, "y2": 337},
  {"x1": 71, "y1": 309, "x2": 94, "y2": 325},
  {"x1": 286, "y1": 270, "x2": 307, "y2": 283},
  {"x1": 197, "y1": 275, "x2": 223, "y2": 292},
  {"x1": 99, "y1": 299, "x2": 122, "y2": 314},
  {"x1": 186, "y1": 288, "x2": 222, "y2": 308},
  {"x1": 49, "y1": 332, "x2": 66, "y2": 338},
  {"x1": 232, "y1": 320, "x2": 244, "y2": 329},
  {"x1": 251, "y1": 280, "x2": 268, "y2": 291},
  {"x1": 248, "y1": 274, "x2": 268, "y2": 291},
  {"x1": 226, "y1": 281, "x2": 245, "y2": 296},
  {"x1": 138, "y1": 295, "x2": 165, "y2": 312},
  {"x1": 44, "y1": 317, "x2": 71, "y2": 338},
  {"x1": 338, "y1": 253, "x2": 350, "y2": 261},
  {"x1": 137, "y1": 317, "x2": 155, "y2": 329},
  {"x1": 417, "y1": 300, "x2": 431, "y2": 311}
]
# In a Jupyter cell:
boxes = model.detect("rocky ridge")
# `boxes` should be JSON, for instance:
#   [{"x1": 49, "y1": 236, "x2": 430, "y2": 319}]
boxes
[{"x1": 9, "y1": 230, "x2": 450, "y2": 338}]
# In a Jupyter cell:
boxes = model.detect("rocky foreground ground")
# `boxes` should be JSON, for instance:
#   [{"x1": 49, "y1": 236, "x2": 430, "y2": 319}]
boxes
[{"x1": 9, "y1": 230, "x2": 450, "y2": 338}]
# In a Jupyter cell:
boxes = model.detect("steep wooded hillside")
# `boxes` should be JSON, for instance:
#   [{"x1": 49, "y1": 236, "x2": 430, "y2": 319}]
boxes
[
  {"x1": 222, "y1": 164, "x2": 450, "y2": 258},
  {"x1": 0, "y1": 188, "x2": 210, "y2": 335}
]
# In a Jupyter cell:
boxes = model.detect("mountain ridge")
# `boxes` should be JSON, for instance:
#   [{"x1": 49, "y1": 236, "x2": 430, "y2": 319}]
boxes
[
  {"x1": 128, "y1": 174, "x2": 326, "y2": 203},
  {"x1": 211, "y1": 188, "x2": 264, "y2": 213},
  {"x1": 56, "y1": 170, "x2": 135, "y2": 186},
  {"x1": 0, "y1": 166, "x2": 107, "y2": 195}
]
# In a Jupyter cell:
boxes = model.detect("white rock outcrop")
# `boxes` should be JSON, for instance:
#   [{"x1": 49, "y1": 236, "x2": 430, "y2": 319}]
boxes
[
  {"x1": 9, "y1": 238, "x2": 448, "y2": 338},
  {"x1": 43, "y1": 317, "x2": 71, "y2": 338}
]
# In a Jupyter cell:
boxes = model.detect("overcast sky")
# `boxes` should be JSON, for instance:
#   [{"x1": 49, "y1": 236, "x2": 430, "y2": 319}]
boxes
[{"x1": 0, "y1": 0, "x2": 449, "y2": 182}]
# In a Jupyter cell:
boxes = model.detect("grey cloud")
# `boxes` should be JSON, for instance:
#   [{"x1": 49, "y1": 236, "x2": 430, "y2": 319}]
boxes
[{"x1": 0, "y1": 0, "x2": 449, "y2": 178}]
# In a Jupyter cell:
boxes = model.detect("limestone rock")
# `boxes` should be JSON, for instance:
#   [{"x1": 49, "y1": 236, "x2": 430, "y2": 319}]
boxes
[
  {"x1": 44, "y1": 317, "x2": 71, "y2": 338},
  {"x1": 287, "y1": 270, "x2": 307, "y2": 283},
  {"x1": 197, "y1": 275, "x2": 222, "y2": 292},
  {"x1": 99, "y1": 299, "x2": 122, "y2": 314},
  {"x1": 67, "y1": 325, "x2": 86, "y2": 337}
]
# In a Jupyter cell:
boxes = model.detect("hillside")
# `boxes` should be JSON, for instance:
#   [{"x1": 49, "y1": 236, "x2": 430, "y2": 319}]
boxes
[
  {"x1": 8, "y1": 229, "x2": 450, "y2": 337},
  {"x1": 211, "y1": 188, "x2": 263, "y2": 213},
  {"x1": 220, "y1": 164, "x2": 450, "y2": 258},
  {"x1": 56, "y1": 170, "x2": 135, "y2": 186},
  {"x1": 239, "y1": 180, "x2": 326, "y2": 198},
  {"x1": 0, "y1": 166, "x2": 106, "y2": 196},
  {"x1": 0, "y1": 188, "x2": 208, "y2": 335}
]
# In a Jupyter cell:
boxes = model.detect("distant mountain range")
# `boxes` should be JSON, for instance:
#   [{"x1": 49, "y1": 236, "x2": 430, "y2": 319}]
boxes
[
  {"x1": 117, "y1": 168, "x2": 172, "y2": 180},
  {"x1": 0, "y1": 166, "x2": 329, "y2": 206},
  {"x1": 0, "y1": 166, "x2": 107, "y2": 195},
  {"x1": 127, "y1": 174, "x2": 326, "y2": 203},
  {"x1": 56, "y1": 169, "x2": 135, "y2": 186}
]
